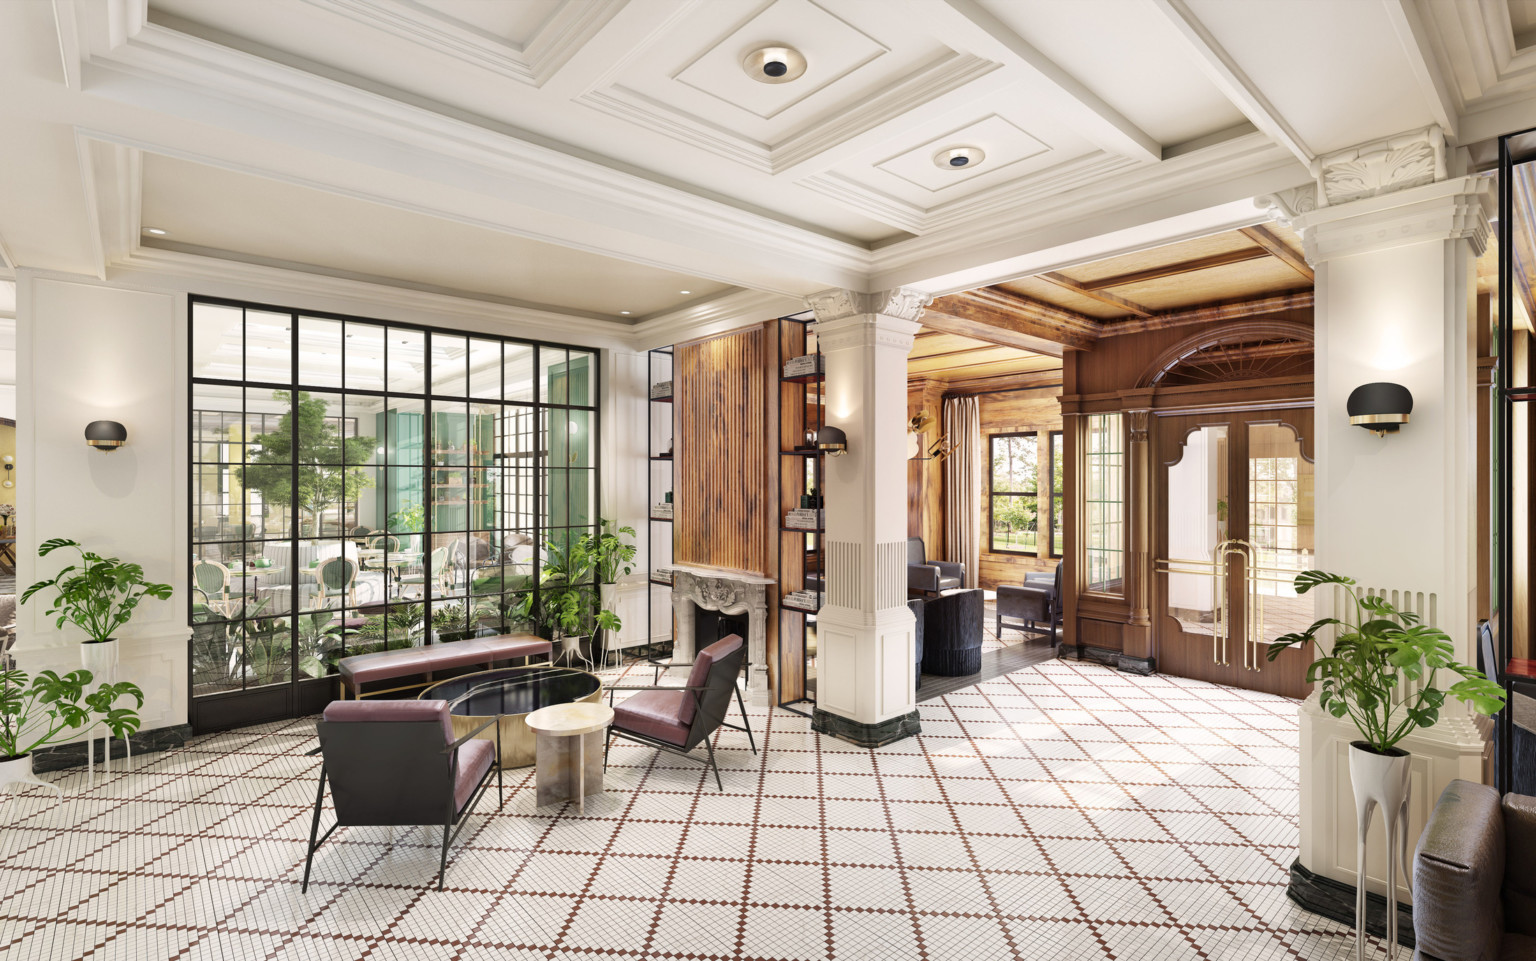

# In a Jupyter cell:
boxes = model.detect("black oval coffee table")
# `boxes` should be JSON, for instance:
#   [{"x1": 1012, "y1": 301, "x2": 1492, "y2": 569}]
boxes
[{"x1": 420, "y1": 665, "x2": 602, "y2": 768}]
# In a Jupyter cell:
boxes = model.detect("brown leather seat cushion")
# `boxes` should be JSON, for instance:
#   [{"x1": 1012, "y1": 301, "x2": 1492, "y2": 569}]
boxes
[
  {"x1": 339, "y1": 634, "x2": 552, "y2": 690},
  {"x1": 1414, "y1": 778, "x2": 1506, "y2": 961},
  {"x1": 323, "y1": 698, "x2": 456, "y2": 745},
  {"x1": 613, "y1": 689, "x2": 691, "y2": 747},
  {"x1": 453, "y1": 739, "x2": 496, "y2": 812}
]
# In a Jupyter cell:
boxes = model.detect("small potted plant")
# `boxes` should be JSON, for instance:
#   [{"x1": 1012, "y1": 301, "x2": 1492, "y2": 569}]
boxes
[
  {"x1": 1267, "y1": 570, "x2": 1505, "y2": 953},
  {"x1": 22, "y1": 538, "x2": 174, "y2": 683},
  {"x1": 0, "y1": 667, "x2": 144, "y2": 795}
]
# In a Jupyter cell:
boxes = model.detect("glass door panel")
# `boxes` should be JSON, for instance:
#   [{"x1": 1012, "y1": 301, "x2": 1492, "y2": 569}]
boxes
[
  {"x1": 1165, "y1": 425, "x2": 1228, "y2": 637},
  {"x1": 1247, "y1": 423, "x2": 1315, "y2": 644}
]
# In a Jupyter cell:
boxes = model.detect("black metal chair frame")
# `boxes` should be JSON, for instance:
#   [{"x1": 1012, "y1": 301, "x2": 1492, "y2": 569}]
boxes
[
  {"x1": 996, "y1": 585, "x2": 1055, "y2": 642},
  {"x1": 302, "y1": 714, "x2": 504, "y2": 892},
  {"x1": 604, "y1": 647, "x2": 756, "y2": 791}
]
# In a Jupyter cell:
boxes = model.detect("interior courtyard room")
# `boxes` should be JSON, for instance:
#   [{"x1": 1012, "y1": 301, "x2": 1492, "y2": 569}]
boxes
[{"x1": 5, "y1": 2, "x2": 1536, "y2": 960}]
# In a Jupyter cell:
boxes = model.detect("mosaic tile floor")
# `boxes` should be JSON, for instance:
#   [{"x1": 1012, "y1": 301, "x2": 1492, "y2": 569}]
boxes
[{"x1": 0, "y1": 659, "x2": 1388, "y2": 960}]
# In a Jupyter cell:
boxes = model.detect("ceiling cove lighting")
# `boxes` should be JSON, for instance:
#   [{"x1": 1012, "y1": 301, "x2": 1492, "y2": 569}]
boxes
[
  {"x1": 933, "y1": 146, "x2": 985, "y2": 170},
  {"x1": 1347, "y1": 382, "x2": 1413, "y2": 436},
  {"x1": 742, "y1": 45, "x2": 807, "y2": 84}
]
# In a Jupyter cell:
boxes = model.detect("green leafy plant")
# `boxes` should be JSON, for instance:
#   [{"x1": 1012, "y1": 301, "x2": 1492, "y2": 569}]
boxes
[
  {"x1": 588, "y1": 520, "x2": 637, "y2": 585},
  {"x1": 388, "y1": 504, "x2": 426, "y2": 534},
  {"x1": 296, "y1": 611, "x2": 343, "y2": 679},
  {"x1": 241, "y1": 391, "x2": 377, "y2": 537},
  {"x1": 1267, "y1": 570, "x2": 1506, "y2": 753},
  {"x1": 0, "y1": 668, "x2": 144, "y2": 760},
  {"x1": 22, "y1": 539, "x2": 174, "y2": 644}
]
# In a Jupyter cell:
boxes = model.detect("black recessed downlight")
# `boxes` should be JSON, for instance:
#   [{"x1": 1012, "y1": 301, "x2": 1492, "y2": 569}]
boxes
[
  {"x1": 743, "y1": 45, "x2": 806, "y2": 84},
  {"x1": 763, "y1": 60, "x2": 788, "y2": 77},
  {"x1": 949, "y1": 156, "x2": 969, "y2": 167}
]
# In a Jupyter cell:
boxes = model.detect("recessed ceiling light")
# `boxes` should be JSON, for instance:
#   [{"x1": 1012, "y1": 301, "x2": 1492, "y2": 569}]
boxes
[
  {"x1": 620, "y1": 311, "x2": 631, "y2": 316},
  {"x1": 143, "y1": 227, "x2": 168, "y2": 236},
  {"x1": 933, "y1": 146, "x2": 985, "y2": 170},
  {"x1": 680, "y1": 290, "x2": 692, "y2": 295},
  {"x1": 742, "y1": 45, "x2": 806, "y2": 84}
]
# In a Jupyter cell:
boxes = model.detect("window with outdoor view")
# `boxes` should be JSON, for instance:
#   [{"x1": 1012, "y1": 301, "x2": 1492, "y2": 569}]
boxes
[
  {"x1": 1049, "y1": 430, "x2": 1064, "y2": 557},
  {"x1": 1085, "y1": 413, "x2": 1124, "y2": 593},
  {"x1": 990, "y1": 432, "x2": 1038, "y2": 554},
  {"x1": 188, "y1": 297, "x2": 598, "y2": 719}
]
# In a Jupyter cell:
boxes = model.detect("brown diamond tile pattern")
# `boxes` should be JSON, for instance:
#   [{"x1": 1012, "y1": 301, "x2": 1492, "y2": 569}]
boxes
[{"x1": 0, "y1": 658, "x2": 1391, "y2": 959}]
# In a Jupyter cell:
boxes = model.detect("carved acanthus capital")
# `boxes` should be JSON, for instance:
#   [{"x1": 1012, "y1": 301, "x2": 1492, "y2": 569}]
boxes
[
  {"x1": 1254, "y1": 185, "x2": 1318, "y2": 226},
  {"x1": 1312, "y1": 126, "x2": 1445, "y2": 207},
  {"x1": 805, "y1": 287, "x2": 933, "y2": 324},
  {"x1": 1126, "y1": 409, "x2": 1151, "y2": 443}
]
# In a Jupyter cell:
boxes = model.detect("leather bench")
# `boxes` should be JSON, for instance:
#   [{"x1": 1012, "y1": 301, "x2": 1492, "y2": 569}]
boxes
[{"x1": 338, "y1": 633, "x2": 553, "y2": 699}]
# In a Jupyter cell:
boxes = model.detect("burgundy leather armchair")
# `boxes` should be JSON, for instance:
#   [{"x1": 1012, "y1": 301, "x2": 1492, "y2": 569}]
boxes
[
  {"x1": 604, "y1": 634, "x2": 755, "y2": 791},
  {"x1": 303, "y1": 699, "x2": 502, "y2": 892}
]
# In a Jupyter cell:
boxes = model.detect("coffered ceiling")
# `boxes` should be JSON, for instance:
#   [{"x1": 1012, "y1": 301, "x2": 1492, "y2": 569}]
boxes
[{"x1": 1, "y1": 0, "x2": 1534, "y2": 345}]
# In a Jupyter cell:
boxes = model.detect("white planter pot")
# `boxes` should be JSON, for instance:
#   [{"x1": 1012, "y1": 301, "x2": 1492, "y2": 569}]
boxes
[
  {"x1": 0, "y1": 752, "x2": 62, "y2": 801},
  {"x1": 1348, "y1": 741, "x2": 1412, "y2": 961},
  {"x1": 80, "y1": 638, "x2": 119, "y2": 685}
]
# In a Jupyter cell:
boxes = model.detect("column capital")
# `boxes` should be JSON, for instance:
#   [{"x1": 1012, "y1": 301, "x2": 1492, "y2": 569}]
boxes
[
  {"x1": 805, "y1": 287, "x2": 933, "y2": 325},
  {"x1": 1291, "y1": 175, "x2": 1492, "y2": 264}
]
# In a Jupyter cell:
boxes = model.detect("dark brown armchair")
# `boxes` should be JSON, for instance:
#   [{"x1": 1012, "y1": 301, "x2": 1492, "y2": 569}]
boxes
[
  {"x1": 996, "y1": 585, "x2": 1053, "y2": 643},
  {"x1": 303, "y1": 699, "x2": 502, "y2": 892},
  {"x1": 604, "y1": 634, "x2": 756, "y2": 791},
  {"x1": 907, "y1": 537, "x2": 963, "y2": 594}
]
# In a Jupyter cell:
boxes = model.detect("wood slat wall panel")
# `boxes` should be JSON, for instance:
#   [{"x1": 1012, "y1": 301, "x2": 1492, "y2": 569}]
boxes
[{"x1": 676, "y1": 326, "x2": 769, "y2": 574}]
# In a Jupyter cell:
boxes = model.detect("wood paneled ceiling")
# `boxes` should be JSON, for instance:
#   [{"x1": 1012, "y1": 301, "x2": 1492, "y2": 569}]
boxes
[
  {"x1": 908, "y1": 329, "x2": 1060, "y2": 392},
  {"x1": 994, "y1": 224, "x2": 1311, "y2": 323}
]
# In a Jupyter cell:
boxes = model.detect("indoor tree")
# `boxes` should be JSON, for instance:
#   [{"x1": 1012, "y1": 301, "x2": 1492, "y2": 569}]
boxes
[{"x1": 242, "y1": 391, "x2": 377, "y2": 537}]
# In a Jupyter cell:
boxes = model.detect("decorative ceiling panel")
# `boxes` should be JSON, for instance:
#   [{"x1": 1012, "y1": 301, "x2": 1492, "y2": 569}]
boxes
[{"x1": 875, "y1": 115, "x2": 1048, "y2": 193}]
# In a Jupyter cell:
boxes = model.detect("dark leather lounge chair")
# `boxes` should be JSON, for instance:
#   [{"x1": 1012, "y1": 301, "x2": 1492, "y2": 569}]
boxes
[
  {"x1": 907, "y1": 537, "x2": 963, "y2": 594},
  {"x1": 1412, "y1": 778, "x2": 1536, "y2": 960},
  {"x1": 996, "y1": 585, "x2": 1053, "y2": 643},
  {"x1": 303, "y1": 699, "x2": 503, "y2": 892},
  {"x1": 605, "y1": 634, "x2": 756, "y2": 791}
]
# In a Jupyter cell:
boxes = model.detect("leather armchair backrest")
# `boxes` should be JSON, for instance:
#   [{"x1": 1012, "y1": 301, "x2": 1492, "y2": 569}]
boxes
[{"x1": 1413, "y1": 778, "x2": 1505, "y2": 961}]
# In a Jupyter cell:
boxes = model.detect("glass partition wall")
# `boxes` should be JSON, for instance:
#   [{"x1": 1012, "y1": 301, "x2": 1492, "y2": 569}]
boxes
[{"x1": 189, "y1": 297, "x2": 598, "y2": 731}]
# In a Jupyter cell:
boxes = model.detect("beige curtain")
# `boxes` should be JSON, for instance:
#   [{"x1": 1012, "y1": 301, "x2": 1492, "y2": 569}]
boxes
[{"x1": 943, "y1": 395, "x2": 981, "y2": 589}]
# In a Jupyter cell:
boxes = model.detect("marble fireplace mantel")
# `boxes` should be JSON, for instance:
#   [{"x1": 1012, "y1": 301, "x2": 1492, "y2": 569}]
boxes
[{"x1": 670, "y1": 565, "x2": 772, "y2": 704}]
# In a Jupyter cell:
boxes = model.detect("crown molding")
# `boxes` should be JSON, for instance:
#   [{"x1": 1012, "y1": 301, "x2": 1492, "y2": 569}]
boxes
[
  {"x1": 1292, "y1": 174, "x2": 1493, "y2": 263},
  {"x1": 111, "y1": 246, "x2": 637, "y2": 350},
  {"x1": 85, "y1": 21, "x2": 873, "y2": 293},
  {"x1": 75, "y1": 133, "x2": 141, "y2": 281},
  {"x1": 630, "y1": 289, "x2": 805, "y2": 351},
  {"x1": 299, "y1": 0, "x2": 625, "y2": 88}
]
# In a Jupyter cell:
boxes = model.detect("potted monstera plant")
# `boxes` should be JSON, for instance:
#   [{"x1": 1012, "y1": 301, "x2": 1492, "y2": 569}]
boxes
[
  {"x1": 1267, "y1": 570, "x2": 1505, "y2": 952},
  {"x1": 22, "y1": 538, "x2": 174, "y2": 685},
  {"x1": 0, "y1": 667, "x2": 144, "y2": 796}
]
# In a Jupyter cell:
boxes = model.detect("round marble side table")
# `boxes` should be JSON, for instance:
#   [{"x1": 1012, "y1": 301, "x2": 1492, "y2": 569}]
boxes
[{"x1": 524, "y1": 701, "x2": 614, "y2": 815}]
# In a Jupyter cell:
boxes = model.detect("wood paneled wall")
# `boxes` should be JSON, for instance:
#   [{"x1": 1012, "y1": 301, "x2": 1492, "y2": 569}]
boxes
[
  {"x1": 675, "y1": 326, "x2": 772, "y2": 574},
  {"x1": 975, "y1": 387, "x2": 1063, "y2": 589}
]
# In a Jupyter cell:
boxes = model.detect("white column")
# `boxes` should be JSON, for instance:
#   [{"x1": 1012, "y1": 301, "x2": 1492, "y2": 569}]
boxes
[
  {"x1": 806, "y1": 289, "x2": 927, "y2": 747},
  {"x1": 598, "y1": 348, "x2": 653, "y2": 653},
  {"x1": 1289, "y1": 170, "x2": 1492, "y2": 897}
]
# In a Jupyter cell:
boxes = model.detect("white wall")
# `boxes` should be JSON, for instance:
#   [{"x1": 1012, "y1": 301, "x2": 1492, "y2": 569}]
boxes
[{"x1": 14, "y1": 274, "x2": 189, "y2": 734}]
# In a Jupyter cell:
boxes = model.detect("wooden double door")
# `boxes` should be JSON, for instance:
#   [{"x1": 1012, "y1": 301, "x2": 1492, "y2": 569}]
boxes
[{"x1": 1153, "y1": 407, "x2": 1315, "y2": 698}]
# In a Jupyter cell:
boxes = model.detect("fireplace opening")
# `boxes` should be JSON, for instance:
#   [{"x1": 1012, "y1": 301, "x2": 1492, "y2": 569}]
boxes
[{"x1": 694, "y1": 606, "x2": 749, "y2": 649}]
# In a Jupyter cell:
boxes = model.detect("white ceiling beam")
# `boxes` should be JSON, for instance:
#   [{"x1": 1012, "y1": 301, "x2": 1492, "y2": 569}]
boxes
[
  {"x1": 922, "y1": 0, "x2": 1161, "y2": 164},
  {"x1": 539, "y1": 0, "x2": 698, "y2": 100},
  {"x1": 1382, "y1": 0, "x2": 1459, "y2": 140},
  {"x1": 50, "y1": 0, "x2": 82, "y2": 90},
  {"x1": 77, "y1": 24, "x2": 874, "y2": 295},
  {"x1": 1147, "y1": 0, "x2": 1315, "y2": 166}
]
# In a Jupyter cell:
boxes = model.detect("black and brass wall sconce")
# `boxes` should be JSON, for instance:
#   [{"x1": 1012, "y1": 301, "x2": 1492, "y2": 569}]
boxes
[
  {"x1": 85, "y1": 420, "x2": 128, "y2": 452},
  {"x1": 1347, "y1": 382, "x2": 1412, "y2": 437}
]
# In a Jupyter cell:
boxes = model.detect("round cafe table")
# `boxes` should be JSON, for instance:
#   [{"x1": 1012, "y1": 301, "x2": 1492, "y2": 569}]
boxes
[{"x1": 524, "y1": 701, "x2": 614, "y2": 814}]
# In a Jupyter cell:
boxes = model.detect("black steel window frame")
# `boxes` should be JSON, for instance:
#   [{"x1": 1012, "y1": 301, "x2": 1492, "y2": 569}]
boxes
[
  {"x1": 186, "y1": 294, "x2": 601, "y2": 730},
  {"x1": 988, "y1": 431, "x2": 1039, "y2": 557}
]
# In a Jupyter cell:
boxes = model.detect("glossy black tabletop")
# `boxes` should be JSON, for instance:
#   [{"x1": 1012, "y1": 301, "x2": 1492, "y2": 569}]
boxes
[{"x1": 421, "y1": 665, "x2": 601, "y2": 717}]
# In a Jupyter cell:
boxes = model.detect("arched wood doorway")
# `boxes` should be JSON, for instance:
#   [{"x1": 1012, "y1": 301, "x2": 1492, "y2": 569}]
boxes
[{"x1": 1145, "y1": 322, "x2": 1316, "y2": 698}]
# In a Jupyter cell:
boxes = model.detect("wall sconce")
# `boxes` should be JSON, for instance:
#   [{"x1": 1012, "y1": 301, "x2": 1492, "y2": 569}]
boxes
[
  {"x1": 1347, "y1": 382, "x2": 1412, "y2": 437},
  {"x1": 816, "y1": 425, "x2": 848, "y2": 456},
  {"x1": 85, "y1": 420, "x2": 128, "y2": 452},
  {"x1": 2, "y1": 455, "x2": 11, "y2": 488}
]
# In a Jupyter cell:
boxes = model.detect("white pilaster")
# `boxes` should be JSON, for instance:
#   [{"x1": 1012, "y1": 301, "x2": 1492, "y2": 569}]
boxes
[
  {"x1": 1292, "y1": 172, "x2": 1492, "y2": 895},
  {"x1": 806, "y1": 288, "x2": 927, "y2": 746}
]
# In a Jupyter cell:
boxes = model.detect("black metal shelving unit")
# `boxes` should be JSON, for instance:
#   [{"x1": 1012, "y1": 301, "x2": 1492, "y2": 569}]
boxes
[
  {"x1": 776, "y1": 315, "x2": 823, "y2": 718},
  {"x1": 642, "y1": 346, "x2": 675, "y2": 662}
]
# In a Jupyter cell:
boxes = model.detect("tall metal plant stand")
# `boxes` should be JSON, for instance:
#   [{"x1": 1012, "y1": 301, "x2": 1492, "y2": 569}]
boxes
[{"x1": 1349, "y1": 744, "x2": 1412, "y2": 961}]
